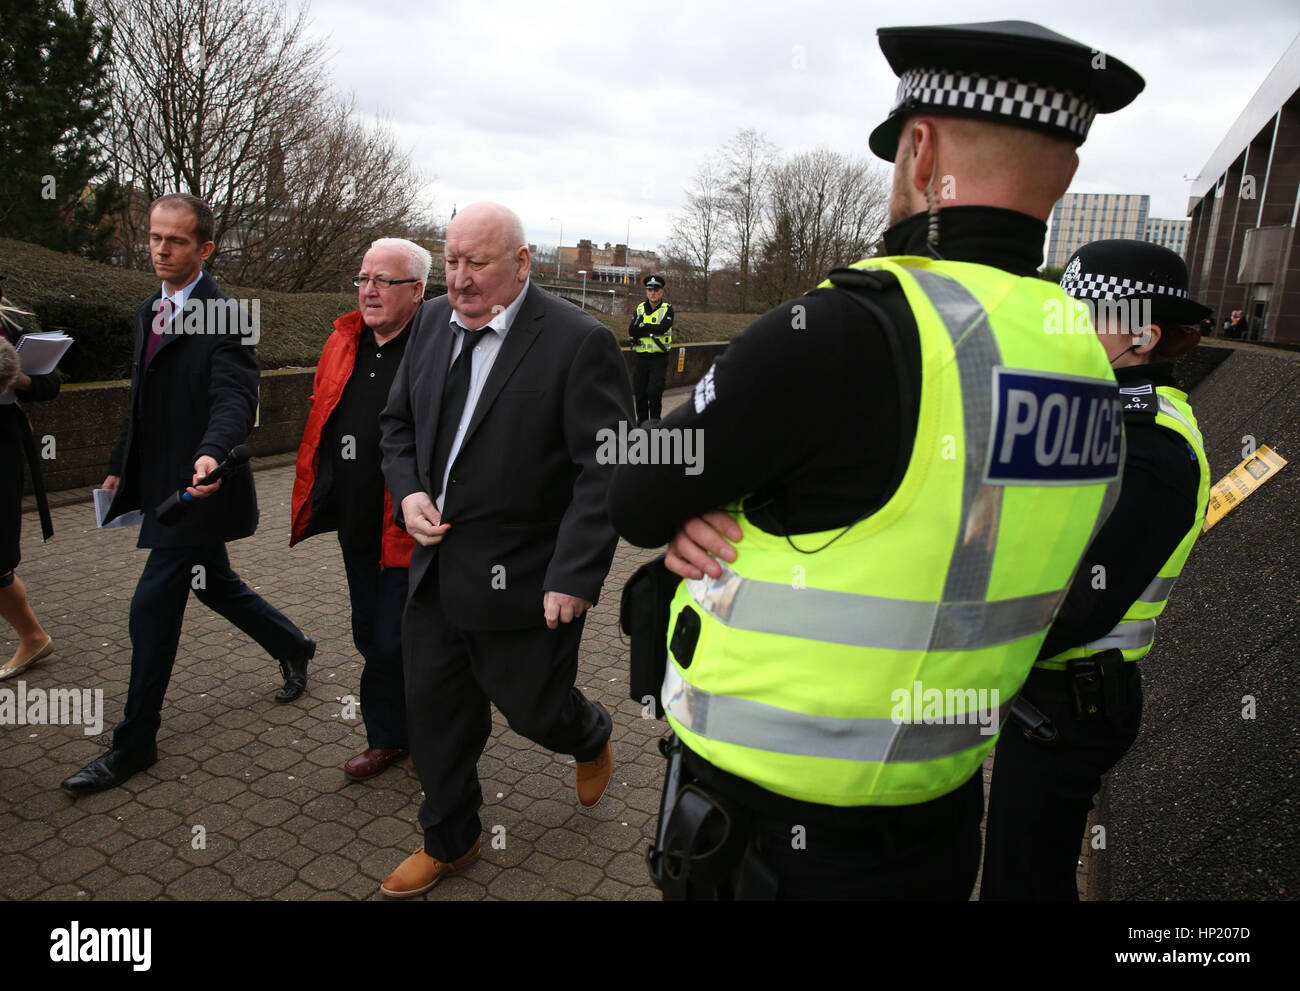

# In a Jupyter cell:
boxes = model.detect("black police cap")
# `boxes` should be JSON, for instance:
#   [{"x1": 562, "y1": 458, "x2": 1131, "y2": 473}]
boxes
[
  {"x1": 644, "y1": 275, "x2": 665, "y2": 289},
  {"x1": 869, "y1": 20, "x2": 1145, "y2": 161},
  {"x1": 1061, "y1": 239, "x2": 1211, "y2": 326}
]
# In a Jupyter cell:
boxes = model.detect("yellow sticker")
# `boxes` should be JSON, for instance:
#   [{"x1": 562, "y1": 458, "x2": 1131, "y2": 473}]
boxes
[
  {"x1": 677, "y1": 347, "x2": 686, "y2": 373},
  {"x1": 1203, "y1": 445, "x2": 1288, "y2": 532}
]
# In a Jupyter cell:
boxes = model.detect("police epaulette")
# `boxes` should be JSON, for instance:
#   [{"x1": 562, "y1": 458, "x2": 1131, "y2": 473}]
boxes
[
  {"x1": 825, "y1": 267, "x2": 895, "y2": 292},
  {"x1": 1117, "y1": 378, "x2": 1158, "y2": 423}
]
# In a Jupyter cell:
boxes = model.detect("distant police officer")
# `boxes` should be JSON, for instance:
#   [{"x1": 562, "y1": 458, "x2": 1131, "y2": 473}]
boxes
[
  {"x1": 981, "y1": 240, "x2": 1211, "y2": 900},
  {"x1": 628, "y1": 274, "x2": 673, "y2": 424},
  {"x1": 609, "y1": 20, "x2": 1145, "y2": 900}
]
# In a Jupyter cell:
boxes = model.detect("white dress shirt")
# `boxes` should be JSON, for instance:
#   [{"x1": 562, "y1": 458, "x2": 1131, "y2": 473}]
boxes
[{"x1": 436, "y1": 279, "x2": 531, "y2": 512}]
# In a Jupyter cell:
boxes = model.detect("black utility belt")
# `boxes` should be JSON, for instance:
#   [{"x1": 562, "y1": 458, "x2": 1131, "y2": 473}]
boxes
[
  {"x1": 1064, "y1": 649, "x2": 1131, "y2": 721},
  {"x1": 1013, "y1": 649, "x2": 1133, "y2": 745}
]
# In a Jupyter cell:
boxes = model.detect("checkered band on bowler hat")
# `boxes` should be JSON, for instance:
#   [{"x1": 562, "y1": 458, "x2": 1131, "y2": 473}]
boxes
[
  {"x1": 1061, "y1": 261, "x2": 1189, "y2": 302},
  {"x1": 1060, "y1": 239, "x2": 1211, "y2": 325},
  {"x1": 892, "y1": 67, "x2": 1097, "y2": 144},
  {"x1": 868, "y1": 21, "x2": 1145, "y2": 161}
]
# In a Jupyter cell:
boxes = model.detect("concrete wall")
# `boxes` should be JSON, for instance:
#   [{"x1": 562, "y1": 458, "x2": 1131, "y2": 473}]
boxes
[{"x1": 22, "y1": 343, "x2": 731, "y2": 496}]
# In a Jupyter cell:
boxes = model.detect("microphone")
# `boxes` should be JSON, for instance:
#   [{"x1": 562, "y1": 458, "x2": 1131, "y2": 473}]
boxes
[{"x1": 155, "y1": 444, "x2": 254, "y2": 525}]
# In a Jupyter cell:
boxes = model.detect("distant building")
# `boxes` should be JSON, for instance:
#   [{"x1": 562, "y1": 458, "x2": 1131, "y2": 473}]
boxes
[
  {"x1": 558, "y1": 240, "x2": 659, "y2": 283},
  {"x1": 1145, "y1": 217, "x2": 1189, "y2": 256},
  {"x1": 1046, "y1": 193, "x2": 1150, "y2": 268},
  {"x1": 1185, "y1": 33, "x2": 1300, "y2": 343}
]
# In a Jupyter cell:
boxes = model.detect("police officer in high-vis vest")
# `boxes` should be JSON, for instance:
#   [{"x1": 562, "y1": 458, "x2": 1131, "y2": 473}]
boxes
[
  {"x1": 608, "y1": 20, "x2": 1145, "y2": 900},
  {"x1": 628, "y1": 274, "x2": 673, "y2": 424},
  {"x1": 980, "y1": 240, "x2": 1211, "y2": 900}
]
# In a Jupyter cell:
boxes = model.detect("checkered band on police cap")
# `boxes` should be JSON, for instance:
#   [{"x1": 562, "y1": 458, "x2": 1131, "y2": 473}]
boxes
[
  {"x1": 1060, "y1": 258, "x2": 1190, "y2": 302},
  {"x1": 893, "y1": 67, "x2": 1098, "y2": 141}
]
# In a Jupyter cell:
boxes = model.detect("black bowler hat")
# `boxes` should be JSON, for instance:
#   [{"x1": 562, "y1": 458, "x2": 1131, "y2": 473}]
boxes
[
  {"x1": 1061, "y1": 239, "x2": 1212, "y2": 325},
  {"x1": 869, "y1": 20, "x2": 1145, "y2": 161},
  {"x1": 644, "y1": 274, "x2": 665, "y2": 289}
]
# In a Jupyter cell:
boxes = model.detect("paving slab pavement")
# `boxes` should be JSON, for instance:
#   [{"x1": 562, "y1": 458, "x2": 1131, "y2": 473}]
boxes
[{"x1": 2, "y1": 387, "x2": 1092, "y2": 900}]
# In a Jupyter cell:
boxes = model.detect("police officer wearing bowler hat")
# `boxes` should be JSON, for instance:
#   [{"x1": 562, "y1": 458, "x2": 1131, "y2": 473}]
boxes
[
  {"x1": 609, "y1": 21, "x2": 1145, "y2": 899},
  {"x1": 981, "y1": 240, "x2": 1211, "y2": 900},
  {"x1": 628, "y1": 274, "x2": 673, "y2": 424}
]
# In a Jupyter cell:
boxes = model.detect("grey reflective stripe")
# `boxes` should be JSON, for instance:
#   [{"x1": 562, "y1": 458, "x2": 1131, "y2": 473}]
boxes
[
  {"x1": 683, "y1": 267, "x2": 1083, "y2": 652},
  {"x1": 662, "y1": 663, "x2": 1003, "y2": 764},
  {"x1": 1156, "y1": 394, "x2": 1204, "y2": 450},
  {"x1": 1139, "y1": 574, "x2": 1177, "y2": 603},
  {"x1": 684, "y1": 568, "x2": 1061, "y2": 649},
  {"x1": 909, "y1": 269, "x2": 1005, "y2": 607},
  {"x1": 1087, "y1": 618, "x2": 1157, "y2": 652}
]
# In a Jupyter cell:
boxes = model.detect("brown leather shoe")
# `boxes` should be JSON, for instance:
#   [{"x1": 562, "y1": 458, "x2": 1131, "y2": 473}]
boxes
[
  {"x1": 380, "y1": 840, "x2": 481, "y2": 898},
  {"x1": 343, "y1": 746, "x2": 410, "y2": 781},
  {"x1": 576, "y1": 740, "x2": 613, "y2": 808}
]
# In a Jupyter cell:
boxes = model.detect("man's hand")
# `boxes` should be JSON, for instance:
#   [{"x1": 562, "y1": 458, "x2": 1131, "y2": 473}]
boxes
[
  {"x1": 543, "y1": 591, "x2": 591, "y2": 630},
  {"x1": 401, "y1": 491, "x2": 450, "y2": 546},
  {"x1": 102, "y1": 475, "x2": 120, "y2": 494},
  {"x1": 187, "y1": 455, "x2": 222, "y2": 499},
  {"x1": 664, "y1": 510, "x2": 743, "y2": 580},
  {"x1": 13, "y1": 371, "x2": 32, "y2": 391}
]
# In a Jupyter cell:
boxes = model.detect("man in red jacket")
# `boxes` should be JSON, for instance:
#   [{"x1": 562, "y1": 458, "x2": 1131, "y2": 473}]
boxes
[{"x1": 291, "y1": 238, "x2": 426, "y2": 780}]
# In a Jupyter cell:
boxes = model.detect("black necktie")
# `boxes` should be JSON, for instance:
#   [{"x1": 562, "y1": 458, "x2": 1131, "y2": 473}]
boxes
[{"x1": 430, "y1": 327, "x2": 489, "y2": 499}]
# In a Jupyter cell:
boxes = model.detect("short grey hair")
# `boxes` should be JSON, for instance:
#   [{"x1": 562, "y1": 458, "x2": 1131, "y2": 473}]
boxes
[{"x1": 369, "y1": 237, "x2": 433, "y2": 284}]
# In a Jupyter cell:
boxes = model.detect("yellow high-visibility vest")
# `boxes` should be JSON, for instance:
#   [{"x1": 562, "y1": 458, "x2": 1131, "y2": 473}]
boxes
[
  {"x1": 634, "y1": 301, "x2": 672, "y2": 354},
  {"x1": 1037, "y1": 384, "x2": 1209, "y2": 668},
  {"x1": 662, "y1": 256, "x2": 1124, "y2": 806}
]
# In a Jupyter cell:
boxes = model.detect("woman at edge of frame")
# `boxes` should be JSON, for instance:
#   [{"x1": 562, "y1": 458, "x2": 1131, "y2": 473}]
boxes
[{"x1": 0, "y1": 279, "x2": 59, "y2": 681}]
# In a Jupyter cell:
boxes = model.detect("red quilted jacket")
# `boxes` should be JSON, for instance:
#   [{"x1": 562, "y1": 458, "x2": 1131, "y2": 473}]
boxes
[{"x1": 289, "y1": 309, "x2": 414, "y2": 568}]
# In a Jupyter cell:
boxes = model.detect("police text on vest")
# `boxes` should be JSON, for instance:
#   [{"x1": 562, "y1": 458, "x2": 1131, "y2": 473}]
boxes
[{"x1": 985, "y1": 368, "x2": 1122, "y2": 484}]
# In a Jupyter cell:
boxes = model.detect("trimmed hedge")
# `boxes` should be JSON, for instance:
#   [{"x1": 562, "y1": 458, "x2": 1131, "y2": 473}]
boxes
[
  {"x1": 0, "y1": 237, "x2": 355, "y2": 380},
  {"x1": 0, "y1": 237, "x2": 758, "y2": 380}
]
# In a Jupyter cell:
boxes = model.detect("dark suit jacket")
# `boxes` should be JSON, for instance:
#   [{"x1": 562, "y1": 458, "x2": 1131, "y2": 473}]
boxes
[
  {"x1": 106, "y1": 271, "x2": 260, "y2": 548},
  {"x1": 379, "y1": 282, "x2": 633, "y2": 630}
]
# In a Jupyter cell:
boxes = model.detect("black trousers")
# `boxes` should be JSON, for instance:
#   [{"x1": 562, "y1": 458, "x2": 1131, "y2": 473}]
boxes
[
  {"x1": 980, "y1": 663, "x2": 1143, "y2": 900},
  {"x1": 112, "y1": 544, "x2": 311, "y2": 753},
  {"x1": 633, "y1": 354, "x2": 668, "y2": 423},
  {"x1": 673, "y1": 751, "x2": 984, "y2": 900},
  {"x1": 403, "y1": 566, "x2": 611, "y2": 862},
  {"x1": 339, "y1": 541, "x2": 408, "y2": 750}
]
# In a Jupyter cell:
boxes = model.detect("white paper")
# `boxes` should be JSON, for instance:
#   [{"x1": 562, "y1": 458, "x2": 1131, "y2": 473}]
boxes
[
  {"x1": 16, "y1": 332, "x2": 73, "y2": 376},
  {"x1": 94, "y1": 488, "x2": 142, "y2": 529}
]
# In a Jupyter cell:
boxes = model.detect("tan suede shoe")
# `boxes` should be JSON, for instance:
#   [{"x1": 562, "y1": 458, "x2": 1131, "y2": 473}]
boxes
[
  {"x1": 576, "y1": 740, "x2": 613, "y2": 808},
  {"x1": 380, "y1": 840, "x2": 481, "y2": 899}
]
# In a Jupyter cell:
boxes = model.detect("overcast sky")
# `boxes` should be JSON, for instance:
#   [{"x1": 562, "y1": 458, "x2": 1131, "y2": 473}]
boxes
[{"x1": 306, "y1": 0, "x2": 1299, "y2": 257}]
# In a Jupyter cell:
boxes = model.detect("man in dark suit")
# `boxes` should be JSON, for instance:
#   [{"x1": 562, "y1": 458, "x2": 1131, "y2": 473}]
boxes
[
  {"x1": 60, "y1": 194, "x2": 315, "y2": 796},
  {"x1": 377, "y1": 202, "x2": 633, "y2": 897}
]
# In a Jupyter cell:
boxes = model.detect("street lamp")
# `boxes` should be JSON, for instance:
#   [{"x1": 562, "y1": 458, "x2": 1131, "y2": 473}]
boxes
[
  {"x1": 550, "y1": 216, "x2": 563, "y2": 280},
  {"x1": 626, "y1": 215, "x2": 643, "y2": 257},
  {"x1": 578, "y1": 270, "x2": 588, "y2": 309}
]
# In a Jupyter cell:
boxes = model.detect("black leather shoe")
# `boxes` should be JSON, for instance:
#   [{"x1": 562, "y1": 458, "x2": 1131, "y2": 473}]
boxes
[
  {"x1": 60, "y1": 744, "x2": 158, "y2": 796},
  {"x1": 275, "y1": 638, "x2": 315, "y2": 703}
]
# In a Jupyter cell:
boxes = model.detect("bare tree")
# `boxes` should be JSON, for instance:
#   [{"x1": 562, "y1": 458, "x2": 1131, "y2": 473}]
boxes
[
  {"x1": 664, "y1": 161, "x2": 725, "y2": 311},
  {"x1": 717, "y1": 129, "x2": 776, "y2": 313},
  {"x1": 91, "y1": 0, "x2": 430, "y2": 288},
  {"x1": 753, "y1": 149, "x2": 889, "y2": 309}
]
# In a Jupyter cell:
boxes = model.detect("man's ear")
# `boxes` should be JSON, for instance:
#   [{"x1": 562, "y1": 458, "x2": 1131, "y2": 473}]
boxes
[
  {"x1": 199, "y1": 240, "x2": 216, "y2": 263},
  {"x1": 910, "y1": 120, "x2": 937, "y2": 195}
]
